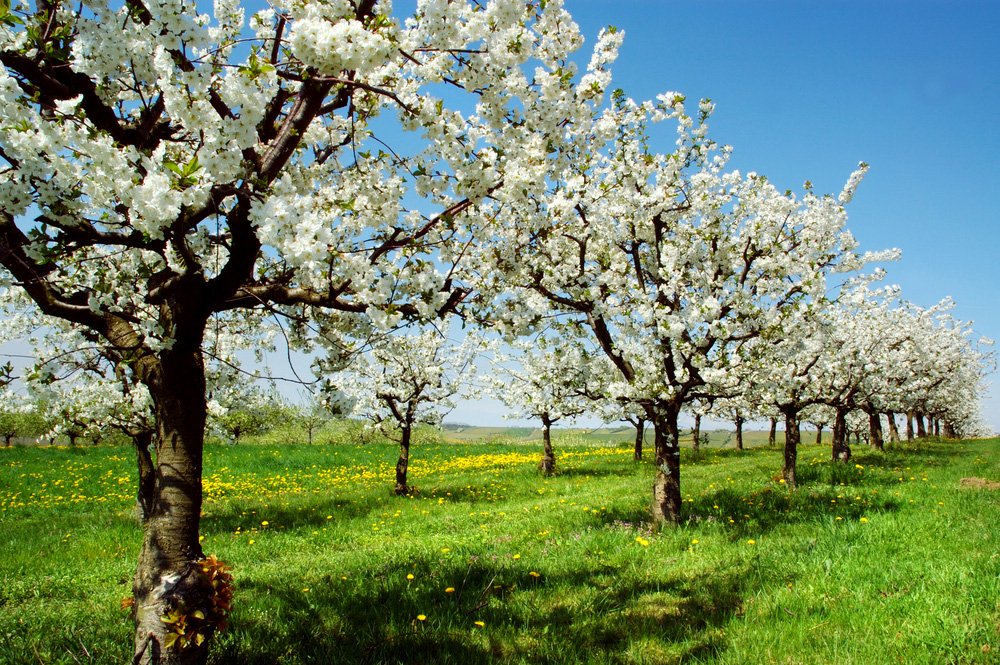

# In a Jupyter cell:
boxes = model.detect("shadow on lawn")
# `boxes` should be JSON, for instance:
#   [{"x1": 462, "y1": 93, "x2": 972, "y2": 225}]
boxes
[{"x1": 211, "y1": 554, "x2": 749, "y2": 665}]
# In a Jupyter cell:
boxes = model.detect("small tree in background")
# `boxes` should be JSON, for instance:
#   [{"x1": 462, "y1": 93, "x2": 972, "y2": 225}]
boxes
[{"x1": 330, "y1": 327, "x2": 480, "y2": 494}]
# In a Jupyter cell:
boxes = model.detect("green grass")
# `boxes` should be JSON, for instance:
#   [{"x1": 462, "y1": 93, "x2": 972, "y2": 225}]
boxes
[{"x1": 1, "y1": 437, "x2": 998, "y2": 664}]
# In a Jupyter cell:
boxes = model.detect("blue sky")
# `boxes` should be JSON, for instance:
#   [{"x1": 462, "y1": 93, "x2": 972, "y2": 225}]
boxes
[
  {"x1": 3, "y1": 0, "x2": 996, "y2": 431},
  {"x1": 451, "y1": 0, "x2": 1000, "y2": 429}
]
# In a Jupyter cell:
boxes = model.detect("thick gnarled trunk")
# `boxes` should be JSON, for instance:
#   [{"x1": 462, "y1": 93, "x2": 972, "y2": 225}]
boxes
[
  {"x1": 831, "y1": 407, "x2": 851, "y2": 463},
  {"x1": 539, "y1": 415, "x2": 556, "y2": 475},
  {"x1": 395, "y1": 425, "x2": 412, "y2": 495},
  {"x1": 632, "y1": 417, "x2": 645, "y2": 461},
  {"x1": 868, "y1": 410, "x2": 884, "y2": 451},
  {"x1": 650, "y1": 405, "x2": 682, "y2": 525},
  {"x1": 915, "y1": 412, "x2": 927, "y2": 438},
  {"x1": 886, "y1": 411, "x2": 900, "y2": 442},
  {"x1": 781, "y1": 408, "x2": 800, "y2": 489},
  {"x1": 133, "y1": 350, "x2": 212, "y2": 665}
]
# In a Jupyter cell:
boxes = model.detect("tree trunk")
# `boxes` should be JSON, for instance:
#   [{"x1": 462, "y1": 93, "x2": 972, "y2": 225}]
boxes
[
  {"x1": 768, "y1": 418, "x2": 777, "y2": 447},
  {"x1": 692, "y1": 414, "x2": 701, "y2": 453},
  {"x1": 395, "y1": 424, "x2": 412, "y2": 495},
  {"x1": 3, "y1": 434, "x2": 10, "y2": 447},
  {"x1": 781, "y1": 408, "x2": 800, "y2": 489},
  {"x1": 906, "y1": 411, "x2": 914, "y2": 441},
  {"x1": 133, "y1": 350, "x2": 214, "y2": 665},
  {"x1": 886, "y1": 411, "x2": 900, "y2": 442},
  {"x1": 868, "y1": 410, "x2": 884, "y2": 451},
  {"x1": 734, "y1": 416, "x2": 744, "y2": 450},
  {"x1": 539, "y1": 415, "x2": 556, "y2": 475},
  {"x1": 933, "y1": 418, "x2": 940, "y2": 437},
  {"x1": 632, "y1": 417, "x2": 645, "y2": 461},
  {"x1": 815, "y1": 424, "x2": 823, "y2": 445},
  {"x1": 916, "y1": 412, "x2": 927, "y2": 438},
  {"x1": 942, "y1": 422, "x2": 956, "y2": 439},
  {"x1": 831, "y1": 407, "x2": 851, "y2": 463},
  {"x1": 134, "y1": 430, "x2": 156, "y2": 524},
  {"x1": 650, "y1": 405, "x2": 682, "y2": 525}
]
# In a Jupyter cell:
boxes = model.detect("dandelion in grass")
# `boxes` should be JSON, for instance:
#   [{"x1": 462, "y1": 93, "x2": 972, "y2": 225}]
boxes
[
  {"x1": 513, "y1": 554, "x2": 521, "y2": 560},
  {"x1": 417, "y1": 615, "x2": 426, "y2": 621},
  {"x1": 747, "y1": 539, "x2": 756, "y2": 545},
  {"x1": 474, "y1": 621, "x2": 485, "y2": 627},
  {"x1": 445, "y1": 587, "x2": 455, "y2": 593},
  {"x1": 859, "y1": 517, "x2": 869, "y2": 523},
  {"x1": 529, "y1": 571, "x2": 540, "y2": 578},
  {"x1": 248, "y1": 539, "x2": 255, "y2": 545},
  {"x1": 407, "y1": 574, "x2": 414, "y2": 580}
]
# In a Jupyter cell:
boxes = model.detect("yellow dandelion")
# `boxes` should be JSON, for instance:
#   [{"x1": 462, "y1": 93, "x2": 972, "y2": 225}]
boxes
[
  {"x1": 513, "y1": 554, "x2": 521, "y2": 560},
  {"x1": 445, "y1": 587, "x2": 455, "y2": 593},
  {"x1": 407, "y1": 574, "x2": 414, "y2": 580},
  {"x1": 417, "y1": 615, "x2": 426, "y2": 621},
  {"x1": 248, "y1": 539, "x2": 255, "y2": 545},
  {"x1": 529, "y1": 571, "x2": 540, "y2": 577},
  {"x1": 474, "y1": 621, "x2": 485, "y2": 627},
  {"x1": 261, "y1": 520, "x2": 269, "y2": 526},
  {"x1": 691, "y1": 539, "x2": 699, "y2": 544},
  {"x1": 859, "y1": 517, "x2": 869, "y2": 523},
  {"x1": 747, "y1": 539, "x2": 756, "y2": 545}
]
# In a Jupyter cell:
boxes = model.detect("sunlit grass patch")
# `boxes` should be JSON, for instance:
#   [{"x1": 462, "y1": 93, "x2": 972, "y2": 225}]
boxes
[{"x1": 0, "y1": 437, "x2": 998, "y2": 664}]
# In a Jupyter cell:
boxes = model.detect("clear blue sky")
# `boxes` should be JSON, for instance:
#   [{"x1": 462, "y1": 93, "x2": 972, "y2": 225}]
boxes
[
  {"x1": 4, "y1": 0, "x2": 996, "y2": 431},
  {"x1": 451, "y1": 0, "x2": 1000, "y2": 429}
]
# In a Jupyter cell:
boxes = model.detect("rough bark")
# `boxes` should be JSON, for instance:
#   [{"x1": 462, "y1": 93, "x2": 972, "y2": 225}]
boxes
[
  {"x1": 632, "y1": 417, "x2": 645, "y2": 461},
  {"x1": 395, "y1": 424, "x2": 412, "y2": 495},
  {"x1": 768, "y1": 418, "x2": 777, "y2": 447},
  {"x1": 734, "y1": 415, "x2": 744, "y2": 450},
  {"x1": 933, "y1": 418, "x2": 940, "y2": 438},
  {"x1": 831, "y1": 407, "x2": 851, "y2": 463},
  {"x1": 886, "y1": 411, "x2": 900, "y2": 442},
  {"x1": 815, "y1": 424, "x2": 823, "y2": 445},
  {"x1": 868, "y1": 410, "x2": 884, "y2": 451},
  {"x1": 134, "y1": 430, "x2": 156, "y2": 524},
  {"x1": 781, "y1": 408, "x2": 800, "y2": 489},
  {"x1": 942, "y1": 422, "x2": 956, "y2": 439},
  {"x1": 916, "y1": 412, "x2": 927, "y2": 438},
  {"x1": 692, "y1": 414, "x2": 701, "y2": 453},
  {"x1": 539, "y1": 415, "x2": 556, "y2": 475},
  {"x1": 650, "y1": 405, "x2": 683, "y2": 525},
  {"x1": 133, "y1": 349, "x2": 211, "y2": 665},
  {"x1": 906, "y1": 411, "x2": 914, "y2": 441}
]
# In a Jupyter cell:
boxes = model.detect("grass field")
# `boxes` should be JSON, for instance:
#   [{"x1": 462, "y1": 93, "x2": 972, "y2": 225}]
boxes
[{"x1": 1, "y1": 435, "x2": 998, "y2": 664}]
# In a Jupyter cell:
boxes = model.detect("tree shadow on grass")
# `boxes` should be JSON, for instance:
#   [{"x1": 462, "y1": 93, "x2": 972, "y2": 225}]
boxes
[
  {"x1": 211, "y1": 552, "x2": 753, "y2": 665},
  {"x1": 685, "y1": 483, "x2": 903, "y2": 542}
]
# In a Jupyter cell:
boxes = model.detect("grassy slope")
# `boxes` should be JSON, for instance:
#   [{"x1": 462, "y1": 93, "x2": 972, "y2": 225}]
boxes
[{"x1": 0, "y1": 437, "x2": 997, "y2": 664}]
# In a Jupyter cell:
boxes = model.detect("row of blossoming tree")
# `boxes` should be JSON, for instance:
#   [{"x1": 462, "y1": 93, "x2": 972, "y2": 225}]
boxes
[{"x1": 0, "y1": 0, "x2": 993, "y2": 661}]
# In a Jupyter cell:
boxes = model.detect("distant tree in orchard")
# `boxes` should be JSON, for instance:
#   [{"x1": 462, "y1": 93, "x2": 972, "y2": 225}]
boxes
[
  {"x1": 489, "y1": 334, "x2": 601, "y2": 474},
  {"x1": 0, "y1": 0, "x2": 605, "y2": 658},
  {"x1": 329, "y1": 327, "x2": 479, "y2": 494}
]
